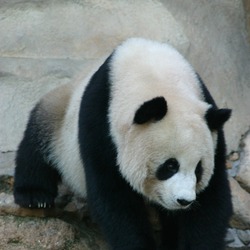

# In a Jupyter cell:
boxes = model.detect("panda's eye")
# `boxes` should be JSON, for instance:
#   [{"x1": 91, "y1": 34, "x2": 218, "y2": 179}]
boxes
[
  {"x1": 156, "y1": 158, "x2": 179, "y2": 181},
  {"x1": 195, "y1": 161, "x2": 203, "y2": 183}
]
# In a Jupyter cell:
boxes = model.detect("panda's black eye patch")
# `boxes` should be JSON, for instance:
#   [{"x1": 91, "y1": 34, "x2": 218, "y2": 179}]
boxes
[
  {"x1": 156, "y1": 158, "x2": 179, "y2": 181},
  {"x1": 195, "y1": 161, "x2": 203, "y2": 183}
]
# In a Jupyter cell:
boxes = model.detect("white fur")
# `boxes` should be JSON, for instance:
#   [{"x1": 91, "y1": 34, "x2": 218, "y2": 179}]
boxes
[
  {"x1": 47, "y1": 60, "x2": 107, "y2": 197},
  {"x1": 109, "y1": 38, "x2": 214, "y2": 210},
  {"x1": 50, "y1": 81, "x2": 87, "y2": 197},
  {"x1": 44, "y1": 38, "x2": 215, "y2": 210}
]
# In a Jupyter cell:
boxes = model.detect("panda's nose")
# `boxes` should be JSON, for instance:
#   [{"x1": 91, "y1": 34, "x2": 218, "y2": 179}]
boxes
[{"x1": 177, "y1": 198, "x2": 194, "y2": 206}]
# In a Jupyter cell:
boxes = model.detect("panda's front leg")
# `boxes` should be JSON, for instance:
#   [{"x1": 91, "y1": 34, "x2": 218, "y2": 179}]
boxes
[
  {"x1": 157, "y1": 211, "x2": 179, "y2": 250},
  {"x1": 159, "y1": 189, "x2": 231, "y2": 250},
  {"x1": 14, "y1": 133, "x2": 60, "y2": 209},
  {"x1": 84, "y1": 160, "x2": 156, "y2": 250},
  {"x1": 176, "y1": 193, "x2": 231, "y2": 250}
]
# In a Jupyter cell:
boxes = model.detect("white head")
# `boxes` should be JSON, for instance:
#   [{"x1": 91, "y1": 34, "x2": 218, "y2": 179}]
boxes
[{"x1": 109, "y1": 38, "x2": 231, "y2": 210}]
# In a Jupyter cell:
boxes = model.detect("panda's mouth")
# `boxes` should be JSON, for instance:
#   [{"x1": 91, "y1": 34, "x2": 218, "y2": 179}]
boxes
[{"x1": 157, "y1": 193, "x2": 193, "y2": 210}]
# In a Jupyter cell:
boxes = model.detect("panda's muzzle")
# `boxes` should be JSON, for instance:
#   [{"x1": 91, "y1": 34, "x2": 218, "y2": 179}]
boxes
[{"x1": 177, "y1": 198, "x2": 194, "y2": 207}]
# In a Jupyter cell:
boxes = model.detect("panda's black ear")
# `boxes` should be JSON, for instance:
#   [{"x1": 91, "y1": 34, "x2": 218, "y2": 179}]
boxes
[
  {"x1": 133, "y1": 97, "x2": 167, "y2": 124},
  {"x1": 205, "y1": 107, "x2": 232, "y2": 130}
]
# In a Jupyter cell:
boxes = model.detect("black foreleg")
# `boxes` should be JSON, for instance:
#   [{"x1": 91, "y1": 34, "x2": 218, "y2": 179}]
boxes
[{"x1": 14, "y1": 107, "x2": 60, "y2": 208}]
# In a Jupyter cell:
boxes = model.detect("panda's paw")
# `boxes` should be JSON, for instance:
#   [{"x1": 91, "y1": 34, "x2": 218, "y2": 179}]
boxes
[{"x1": 14, "y1": 188, "x2": 55, "y2": 209}]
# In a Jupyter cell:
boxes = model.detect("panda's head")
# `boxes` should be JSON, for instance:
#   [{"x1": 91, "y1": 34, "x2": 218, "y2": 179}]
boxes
[{"x1": 109, "y1": 38, "x2": 231, "y2": 210}]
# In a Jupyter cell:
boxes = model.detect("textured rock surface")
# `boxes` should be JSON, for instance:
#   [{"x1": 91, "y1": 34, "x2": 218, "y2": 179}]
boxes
[
  {"x1": 0, "y1": 215, "x2": 110, "y2": 250},
  {"x1": 0, "y1": 216, "x2": 76, "y2": 250},
  {"x1": 0, "y1": 0, "x2": 188, "y2": 60},
  {"x1": 236, "y1": 133, "x2": 250, "y2": 193},
  {"x1": 244, "y1": 0, "x2": 250, "y2": 42},
  {"x1": 0, "y1": 0, "x2": 250, "y2": 152},
  {"x1": 229, "y1": 177, "x2": 250, "y2": 230},
  {"x1": 226, "y1": 228, "x2": 250, "y2": 248},
  {"x1": 0, "y1": 0, "x2": 188, "y2": 152},
  {"x1": 0, "y1": 176, "x2": 108, "y2": 250},
  {"x1": 0, "y1": 57, "x2": 97, "y2": 152},
  {"x1": 0, "y1": 152, "x2": 15, "y2": 176}
]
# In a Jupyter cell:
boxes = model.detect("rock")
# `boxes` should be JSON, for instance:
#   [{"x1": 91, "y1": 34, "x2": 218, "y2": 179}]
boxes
[
  {"x1": 0, "y1": 0, "x2": 189, "y2": 60},
  {"x1": 0, "y1": 176, "x2": 108, "y2": 249},
  {"x1": 227, "y1": 159, "x2": 241, "y2": 178},
  {"x1": 236, "y1": 229, "x2": 250, "y2": 245},
  {"x1": 229, "y1": 152, "x2": 240, "y2": 162},
  {"x1": 229, "y1": 177, "x2": 250, "y2": 229},
  {"x1": 225, "y1": 228, "x2": 236, "y2": 244},
  {"x1": 0, "y1": 215, "x2": 104, "y2": 250},
  {"x1": 0, "y1": 192, "x2": 62, "y2": 218},
  {"x1": 226, "y1": 247, "x2": 250, "y2": 250},
  {"x1": 0, "y1": 0, "x2": 189, "y2": 152},
  {"x1": 0, "y1": 216, "x2": 76, "y2": 250},
  {"x1": 226, "y1": 160, "x2": 233, "y2": 169},
  {"x1": 226, "y1": 228, "x2": 245, "y2": 248},
  {"x1": 0, "y1": 191, "x2": 108, "y2": 249},
  {"x1": 227, "y1": 150, "x2": 241, "y2": 178},
  {"x1": 243, "y1": 0, "x2": 250, "y2": 42},
  {"x1": 236, "y1": 133, "x2": 250, "y2": 193},
  {"x1": 1, "y1": 0, "x2": 250, "y2": 153},
  {"x1": 0, "y1": 58, "x2": 89, "y2": 152},
  {"x1": 0, "y1": 152, "x2": 15, "y2": 176},
  {"x1": 0, "y1": 175, "x2": 14, "y2": 193}
]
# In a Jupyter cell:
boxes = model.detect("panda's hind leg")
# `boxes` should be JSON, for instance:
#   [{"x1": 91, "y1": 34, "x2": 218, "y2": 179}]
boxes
[{"x1": 14, "y1": 107, "x2": 61, "y2": 209}]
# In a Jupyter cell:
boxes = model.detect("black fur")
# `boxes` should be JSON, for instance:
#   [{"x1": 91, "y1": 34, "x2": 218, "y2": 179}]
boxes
[
  {"x1": 14, "y1": 56, "x2": 232, "y2": 249},
  {"x1": 78, "y1": 57, "x2": 156, "y2": 249},
  {"x1": 156, "y1": 158, "x2": 180, "y2": 181},
  {"x1": 205, "y1": 108, "x2": 232, "y2": 131},
  {"x1": 197, "y1": 73, "x2": 232, "y2": 130},
  {"x1": 14, "y1": 104, "x2": 61, "y2": 208},
  {"x1": 195, "y1": 161, "x2": 203, "y2": 184},
  {"x1": 133, "y1": 96, "x2": 167, "y2": 124}
]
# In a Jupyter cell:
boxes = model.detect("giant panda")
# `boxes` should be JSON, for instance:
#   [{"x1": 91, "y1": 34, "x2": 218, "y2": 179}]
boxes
[{"x1": 14, "y1": 38, "x2": 232, "y2": 250}]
